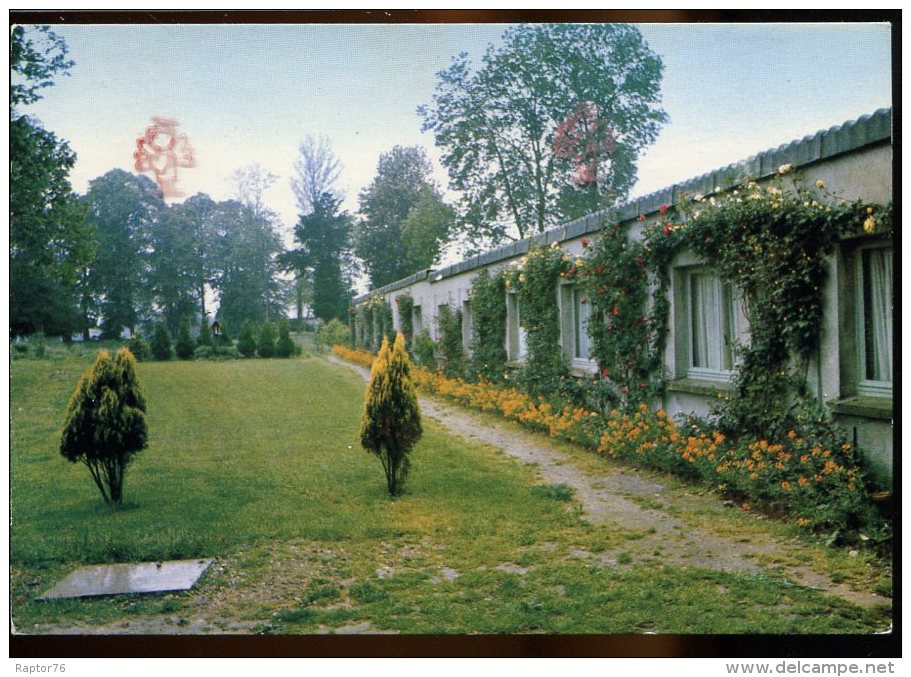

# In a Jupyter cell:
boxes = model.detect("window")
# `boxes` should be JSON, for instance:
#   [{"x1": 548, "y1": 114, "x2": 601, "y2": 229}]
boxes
[
  {"x1": 857, "y1": 245, "x2": 892, "y2": 396},
  {"x1": 412, "y1": 305, "x2": 423, "y2": 334},
  {"x1": 684, "y1": 269, "x2": 744, "y2": 381},
  {"x1": 572, "y1": 287, "x2": 592, "y2": 361},
  {"x1": 506, "y1": 292, "x2": 527, "y2": 361},
  {"x1": 462, "y1": 299, "x2": 473, "y2": 354},
  {"x1": 560, "y1": 284, "x2": 593, "y2": 363}
]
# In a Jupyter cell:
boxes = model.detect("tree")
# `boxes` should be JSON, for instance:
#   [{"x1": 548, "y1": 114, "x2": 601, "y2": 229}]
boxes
[
  {"x1": 275, "y1": 318, "x2": 297, "y2": 358},
  {"x1": 291, "y1": 134, "x2": 343, "y2": 215},
  {"x1": 238, "y1": 320, "x2": 257, "y2": 358},
  {"x1": 419, "y1": 23, "x2": 668, "y2": 247},
  {"x1": 175, "y1": 318, "x2": 196, "y2": 359},
  {"x1": 360, "y1": 334, "x2": 423, "y2": 497},
  {"x1": 60, "y1": 348, "x2": 149, "y2": 505},
  {"x1": 197, "y1": 318, "x2": 214, "y2": 348},
  {"x1": 83, "y1": 169, "x2": 164, "y2": 337},
  {"x1": 401, "y1": 191, "x2": 455, "y2": 271},
  {"x1": 210, "y1": 199, "x2": 285, "y2": 332},
  {"x1": 354, "y1": 146, "x2": 444, "y2": 288},
  {"x1": 10, "y1": 25, "x2": 92, "y2": 337},
  {"x1": 257, "y1": 322, "x2": 276, "y2": 358},
  {"x1": 231, "y1": 163, "x2": 279, "y2": 221},
  {"x1": 281, "y1": 192, "x2": 353, "y2": 322},
  {"x1": 150, "y1": 323, "x2": 173, "y2": 360},
  {"x1": 148, "y1": 193, "x2": 217, "y2": 334},
  {"x1": 10, "y1": 25, "x2": 74, "y2": 111}
]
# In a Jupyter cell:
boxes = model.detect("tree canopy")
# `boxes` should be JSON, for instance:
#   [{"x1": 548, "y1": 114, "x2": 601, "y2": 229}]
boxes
[
  {"x1": 281, "y1": 192, "x2": 353, "y2": 321},
  {"x1": 419, "y1": 23, "x2": 668, "y2": 248},
  {"x1": 354, "y1": 145, "x2": 451, "y2": 288},
  {"x1": 10, "y1": 25, "x2": 92, "y2": 337}
]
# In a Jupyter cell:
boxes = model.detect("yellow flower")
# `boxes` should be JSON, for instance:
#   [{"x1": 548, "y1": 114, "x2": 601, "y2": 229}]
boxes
[
  {"x1": 815, "y1": 179, "x2": 825, "y2": 189},
  {"x1": 863, "y1": 216, "x2": 876, "y2": 233},
  {"x1": 777, "y1": 163, "x2": 793, "y2": 175},
  {"x1": 867, "y1": 206, "x2": 874, "y2": 214}
]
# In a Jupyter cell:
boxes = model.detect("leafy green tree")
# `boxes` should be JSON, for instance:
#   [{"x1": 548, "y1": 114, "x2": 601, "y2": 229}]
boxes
[
  {"x1": 209, "y1": 199, "x2": 285, "y2": 332},
  {"x1": 175, "y1": 318, "x2": 196, "y2": 360},
  {"x1": 275, "y1": 318, "x2": 296, "y2": 358},
  {"x1": 84, "y1": 169, "x2": 164, "y2": 337},
  {"x1": 354, "y1": 146, "x2": 443, "y2": 288},
  {"x1": 238, "y1": 320, "x2": 257, "y2": 358},
  {"x1": 401, "y1": 191, "x2": 455, "y2": 271},
  {"x1": 257, "y1": 322, "x2": 276, "y2": 358},
  {"x1": 10, "y1": 25, "x2": 92, "y2": 337},
  {"x1": 150, "y1": 323, "x2": 173, "y2": 360},
  {"x1": 281, "y1": 192, "x2": 352, "y2": 321},
  {"x1": 360, "y1": 334, "x2": 423, "y2": 496},
  {"x1": 419, "y1": 23, "x2": 667, "y2": 246},
  {"x1": 148, "y1": 193, "x2": 217, "y2": 335},
  {"x1": 60, "y1": 348, "x2": 149, "y2": 505}
]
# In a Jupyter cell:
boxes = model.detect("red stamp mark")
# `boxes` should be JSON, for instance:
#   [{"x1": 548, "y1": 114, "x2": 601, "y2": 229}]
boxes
[{"x1": 133, "y1": 116, "x2": 196, "y2": 198}]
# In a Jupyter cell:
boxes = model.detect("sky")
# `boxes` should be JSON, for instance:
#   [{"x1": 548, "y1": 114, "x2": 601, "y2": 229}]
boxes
[{"x1": 16, "y1": 19, "x2": 894, "y2": 263}]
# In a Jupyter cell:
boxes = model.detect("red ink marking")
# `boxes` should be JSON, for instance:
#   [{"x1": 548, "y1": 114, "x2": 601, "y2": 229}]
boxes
[{"x1": 134, "y1": 116, "x2": 196, "y2": 198}]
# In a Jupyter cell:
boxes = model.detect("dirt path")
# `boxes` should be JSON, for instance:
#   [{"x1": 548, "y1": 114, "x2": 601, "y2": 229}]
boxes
[{"x1": 330, "y1": 356, "x2": 887, "y2": 609}]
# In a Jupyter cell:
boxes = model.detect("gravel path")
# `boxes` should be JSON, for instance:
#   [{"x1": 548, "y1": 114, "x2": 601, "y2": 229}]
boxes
[{"x1": 330, "y1": 355, "x2": 887, "y2": 609}]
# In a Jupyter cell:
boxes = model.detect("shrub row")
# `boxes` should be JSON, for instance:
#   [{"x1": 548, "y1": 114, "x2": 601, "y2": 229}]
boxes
[{"x1": 332, "y1": 344, "x2": 886, "y2": 544}]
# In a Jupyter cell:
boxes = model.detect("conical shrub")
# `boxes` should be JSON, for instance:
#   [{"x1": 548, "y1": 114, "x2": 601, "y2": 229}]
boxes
[
  {"x1": 360, "y1": 333, "x2": 422, "y2": 496},
  {"x1": 60, "y1": 348, "x2": 149, "y2": 505}
]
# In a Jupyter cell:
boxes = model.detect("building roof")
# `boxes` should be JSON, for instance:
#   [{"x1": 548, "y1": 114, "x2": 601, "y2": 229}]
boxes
[{"x1": 356, "y1": 107, "x2": 892, "y2": 303}]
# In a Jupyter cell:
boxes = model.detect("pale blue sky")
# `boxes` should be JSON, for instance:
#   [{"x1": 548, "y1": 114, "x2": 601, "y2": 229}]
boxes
[{"x1": 19, "y1": 21, "x2": 893, "y2": 253}]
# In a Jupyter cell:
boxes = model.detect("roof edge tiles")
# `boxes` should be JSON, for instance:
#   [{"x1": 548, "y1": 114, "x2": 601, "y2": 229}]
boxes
[{"x1": 357, "y1": 108, "x2": 891, "y2": 299}]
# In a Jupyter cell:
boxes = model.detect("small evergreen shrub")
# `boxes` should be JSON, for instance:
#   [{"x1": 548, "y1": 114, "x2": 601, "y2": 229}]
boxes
[
  {"x1": 257, "y1": 322, "x2": 276, "y2": 358},
  {"x1": 150, "y1": 323, "x2": 173, "y2": 361},
  {"x1": 125, "y1": 333, "x2": 152, "y2": 361},
  {"x1": 316, "y1": 318, "x2": 350, "y2": 351},
  {"x1": 238, "y1": 320, "x2": 257, "y2": 358},
  {"x1": 360, "y1": 334, "x2": 423, "y2": 497},
  {"x1": 175, "y1": 318, "x2": 196, "y2": 360},
  {"x1": 216, "y1": 321, "x2": 233, "y2": 347},
  {"x1": 60, "y1": 348, "x2": 149, "y2": 505},
  {"x1": 193, "y1": 345, "x2": 214, "y2": 360},
  {"x1": 196, "y1": 320, "x2": 214, "y2": 348},
  {"x1": 275, "y1": 319, "x2": 296, "y2": 358},
  {"x1": 412, "y1": 330, "x2": 437, "y2": 369}
]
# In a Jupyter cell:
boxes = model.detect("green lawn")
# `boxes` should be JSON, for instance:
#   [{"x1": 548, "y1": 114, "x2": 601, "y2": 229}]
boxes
[{"x1": 10, "y1": 351, "x2": 891, "y2": 634}]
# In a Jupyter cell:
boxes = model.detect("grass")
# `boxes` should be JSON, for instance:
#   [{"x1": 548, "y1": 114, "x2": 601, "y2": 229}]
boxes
[{"x1": 10, "y1": 350, "x2": 892, "y2": 634}]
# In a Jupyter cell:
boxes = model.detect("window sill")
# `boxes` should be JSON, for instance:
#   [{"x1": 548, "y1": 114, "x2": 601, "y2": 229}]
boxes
[
  {"x1": 666, "y1": 378, "x2": 734, "y2": 398},
  {"x1": 829, "y1": 396, "x2": 892, "y2": 421}
]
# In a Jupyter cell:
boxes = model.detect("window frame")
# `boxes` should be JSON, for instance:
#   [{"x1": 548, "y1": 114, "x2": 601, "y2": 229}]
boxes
[
  {"x1": 682, "y1": 266, "x2": 742, "y2": 383},
  {"x1": 854, "y1": 242, "x2": 893, "y2": 398},
  {"x1": 506, "y1": 291, "x2": 527, "y2": 362}
]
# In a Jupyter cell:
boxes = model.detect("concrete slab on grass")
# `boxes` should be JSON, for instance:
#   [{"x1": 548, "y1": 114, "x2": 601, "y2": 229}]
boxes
[{"x1": 38, "y1": 559, "x2": 212, "y2": 600}]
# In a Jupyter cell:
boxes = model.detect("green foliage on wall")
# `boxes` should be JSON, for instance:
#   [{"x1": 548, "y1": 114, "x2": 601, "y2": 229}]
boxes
[
  {"x1": 395, "y1": 294, "x2": 415, "y2": 350},
  {"x1": 576, "y1": 227, "x2": 664, "y2": 411},
  {"x1": 467, "y1": 269, "x2": 507, "y2": 382},
  {"x1": 504, "y1": 245, "x2": 571, "y2": 398},
  {"x1": 436, "y1": 304, "x2": 465, "y2": 378}
]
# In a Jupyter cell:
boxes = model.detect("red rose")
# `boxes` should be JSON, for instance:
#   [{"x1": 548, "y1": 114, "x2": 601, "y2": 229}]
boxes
[
  {"x1": 659, "y1": 204, "x2": 669, "y2": 215},
  {"x1": 601, "y1": 367, "x2": 610, "y2": 377},
  {"x1": 638, "y1": 214, "x2": 646, "y2": 222},
  {"x1": 581, "y1": 237, "x2": 589, "y2": 247},
  {"x1": 663, "y1": 225, "x2": 671, "y2": 236},
  {"x1": 580, "y1": 296, "x2": 586, "y2": 304},
  {"x1": 640, "y1": 382, "x2": 646, "y2": 388},
  {"x1": 612, "y1": 306, "x2": 619, "y2": 316}
]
